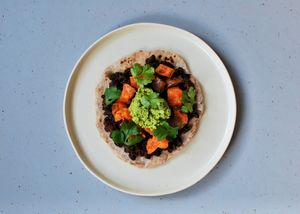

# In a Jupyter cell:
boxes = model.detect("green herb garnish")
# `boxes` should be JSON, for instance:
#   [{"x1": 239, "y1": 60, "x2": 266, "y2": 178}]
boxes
[
  {"x1": 181, "y1": 86, "x2": 196, "y2": 113},
  {"x1": 128, "y1": 88, "x2": 171, "y2": 130},
  {"x1": 130, "y1": 63, "x2": 155, "y2": 87},
  {"x1": 111, "y1": 121, "x2": 144, "y2": 146},
  {"x1": 153, "y1": 121, "x2": 178, "y2": 141},
  {"x1": 104, "y1": 86, "x2": 121, "y2": 105},
  {"x1": 140, "y1": 90, "x2": 161, "y2": 109}
]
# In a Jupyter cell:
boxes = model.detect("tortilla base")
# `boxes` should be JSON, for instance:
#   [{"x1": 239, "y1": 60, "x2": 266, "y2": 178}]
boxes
[{"x1": 96, "y1": 50, "x2": 204, "y2": 168}]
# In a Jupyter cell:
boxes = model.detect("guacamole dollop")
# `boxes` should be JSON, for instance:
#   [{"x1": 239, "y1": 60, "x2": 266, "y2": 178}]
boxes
[{"x1": 128, "y1": 88, "x2": 171, "y2": 130}]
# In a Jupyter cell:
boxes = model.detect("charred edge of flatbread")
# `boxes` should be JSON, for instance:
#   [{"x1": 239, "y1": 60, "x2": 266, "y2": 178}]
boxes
[{"x1": 96, "y1": 50, "x2": 205, "y2": 168}]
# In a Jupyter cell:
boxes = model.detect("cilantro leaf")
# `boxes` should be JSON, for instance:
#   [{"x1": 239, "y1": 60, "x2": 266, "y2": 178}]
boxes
[
  {"x1": 130, "y1": 63, "x2": 155, "y2": 87},
  {"x1": 111, "y1": 130, "x2": 124, "y2": 145},
  {"x1": 150, "y1": 98, "x2": 161, "y2": 109},
  {"x1": 141, "y1": 97, "x2": 151, "y2": 107},
  {"x1": 121, "y1": 121, "x2": 139, "y2": 137},
  {"x1": 126, "y1": 135, "x2": 144, "y2": 146},
  {"x1": 104, "y1": 86, "x2": 121, "y2": 105},
  {"x1": 188, "y1": 86, "x2": 196, "y2": 98},
  {"x1": 153, "y1": 121, "x2": 178, "y2": 141},
  {"x1": 131, "y1": 63, "x2": 143, "y2": 76},
  {"x1": 181, "y1": 87, "x2": 196, "y2": 113},
  {"x1": 181, "y1": 105, "x2": 191, "y2": 113},
  {"x1": 111, "y1": 121, "x2": 144, "y2": 146},
  {"x1": 139, "y1": 89, "x2": 163, "y2": 109}
]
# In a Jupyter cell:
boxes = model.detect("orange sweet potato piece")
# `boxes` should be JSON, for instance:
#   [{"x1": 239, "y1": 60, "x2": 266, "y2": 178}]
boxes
[
  {"x1": 144, "y1": 128, "x2": 153, "y2": 135},
  {"x1": 118, "y1": 83, "x2": 136, "y2": 104},
  {"x1": 174, "y1": 109, "x2": 188, "y2": 129},
  {"x1": 146, "y1": 138, "x2": 158, "y2": 154},
  {"x1": 146, "y1": 136, "x2": 169, "y2": 154},
  {"x1": 112, "y1": 102, "x2": 127, "y2": 115},
  {"x1": 158, "y1": 138, "x2": 169, "y2": 149},
  {"x1": 167, "y1": 87, "x2": 182, "y2": 107},
  {"x1": 155, "y1": 64, "x2": 175, "y2": 78},
  {"x1": 130, "y1": 76, "x2": 139, "y2": 89},
  {"x1": 113, "y1": 108, "x2": 131, "y2": 122},
  {"x1": 112, "y1": 101, "x2": 131, "y2": 122}
]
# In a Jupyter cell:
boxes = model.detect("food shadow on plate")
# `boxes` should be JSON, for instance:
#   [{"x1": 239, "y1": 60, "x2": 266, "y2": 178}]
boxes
[{"x1": 117, "y1": 15, "x2": 246, "y2": 197}]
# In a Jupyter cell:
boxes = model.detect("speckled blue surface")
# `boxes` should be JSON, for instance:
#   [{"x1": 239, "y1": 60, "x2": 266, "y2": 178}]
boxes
[{"x1": 1, "y1": 0, "x2": 300, "y2": 213}]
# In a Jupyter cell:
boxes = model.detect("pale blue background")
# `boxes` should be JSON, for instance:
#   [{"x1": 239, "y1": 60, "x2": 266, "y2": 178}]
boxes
[{"x1": 1, "y1": 0, "x2": 299, "y2": 213}]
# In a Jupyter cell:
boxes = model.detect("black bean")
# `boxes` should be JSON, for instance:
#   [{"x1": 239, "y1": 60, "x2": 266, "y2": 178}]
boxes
[
  {"x1": 188, "y1": 104, "x2": 200, "y2": 119},
  {"x1": 168, "y1": 144, "x2": 176, "y2": 152},
  {"x1": 160, "y1": 90, "x2": 168, "y2": 100},
  {"x1": 173, "y1": 67, "x2": 190, "y2": 80},
  {"x1": 129, "y1": 153, "x2": 136, "y2": 160},
  {"x1": 139, "y1": 149, "x2": 146, "y2": 156},
  {"x1": 178, "y1": 82, "x2": 188, "y2": 90},
  {"x1": 174, "y1": 137, "x2": 183, "y2": 147},
  {"x1": 146, "y1": 55, "x2": 159, "y2": 68},
  {"x1": 124, "y1": 68, "x2": 131, "y2": 78},
  {"x1": 168, "y1": 118, "x2": 176, "y2": 128},
  {"x1": 160, "y1": 60, "x2": 175, "y2": 69},
  {"x1": 104, "y1": 117, "x2": 114, "y2": 132},
  {"x1": 145, "y1": 55, "x2": 155, "y2": 64},
  {"x1": 124, "y1": 145, "x2": 130, "y2": 153},
  {"x1": 153, "y1": 148, "x2": 162, "y2": 156},
  {"x1": 187, "y1": 80, "x2": 195, "y2": 87},
  {"x1": 108, "y1": 72, "x2": 130, "y2": 89},
  {"x1": 180, "y1": 124, "x2": 191, "y2": 134},
  {"x1": 169, "y1": 136, "x2": 183, "y2": 150}
]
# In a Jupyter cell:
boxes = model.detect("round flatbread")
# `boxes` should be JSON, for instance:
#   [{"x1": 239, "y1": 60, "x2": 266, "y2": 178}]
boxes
[{"x1": 96, "y1": 50, "x2": 204, "y2": 168}]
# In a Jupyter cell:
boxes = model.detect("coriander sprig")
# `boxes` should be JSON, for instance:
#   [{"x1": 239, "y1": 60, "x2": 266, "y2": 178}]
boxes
[
  {"x1": 130, "y1": 63, "x2": 155, "y2": 87},
  {"x1": 111, "y1": 121, "x2": 144, "y2": 146},
  {"x1": 181, "y1": 86, "x2": 196, "y2": 113},
  {"x1": 104, "y1": 86, "x2": 121, "y2": 105},
  {"x1": 153, "y1": 121, "x2": 178, "y2": 141}
]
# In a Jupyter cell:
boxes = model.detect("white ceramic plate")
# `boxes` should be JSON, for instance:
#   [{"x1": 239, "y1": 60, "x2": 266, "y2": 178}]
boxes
[{"x1": 64, "y1": 23, "x2": 236, "y2": 196}]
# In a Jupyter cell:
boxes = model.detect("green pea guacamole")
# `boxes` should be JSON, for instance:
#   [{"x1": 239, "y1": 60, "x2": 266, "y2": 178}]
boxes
[{"x1": 128, "y1": 88, "x2": 171, "y2": 130}]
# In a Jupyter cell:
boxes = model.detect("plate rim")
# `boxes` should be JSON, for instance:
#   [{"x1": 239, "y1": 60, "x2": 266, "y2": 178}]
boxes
[{"x1": 63, "y1": 22, "x2": 237, "y2": 196}]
